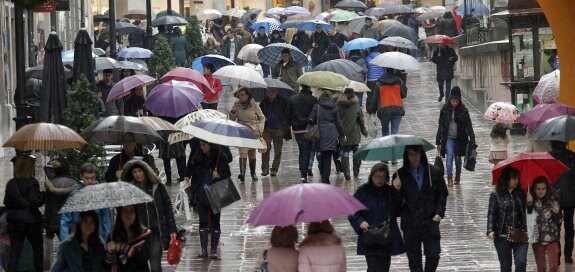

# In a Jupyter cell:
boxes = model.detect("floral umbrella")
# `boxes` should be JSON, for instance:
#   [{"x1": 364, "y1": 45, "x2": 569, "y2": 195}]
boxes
[
  {"x1": 533, "y1": 70, "x2": 560, "y2": 104},
  {"x1": 483, "y1": 102, "x2": 519, "y2": 124}
]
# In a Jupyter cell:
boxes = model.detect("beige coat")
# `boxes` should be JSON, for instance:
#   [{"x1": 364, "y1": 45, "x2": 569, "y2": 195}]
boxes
[
  {"x1": 253, "y1": 247, "x2": 298, "y2": 272},
  {"x1": 298, "y1": 233, "x2": 346, "y2": 272},
  {"x1": 229, "y1": 98, "x2": 265, "y2": 136}
]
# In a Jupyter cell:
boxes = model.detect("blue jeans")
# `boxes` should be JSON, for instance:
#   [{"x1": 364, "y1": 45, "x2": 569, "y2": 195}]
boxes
[
  {"x1": 378, "y1": 115, "x2": 402, "y2": 136},
  {"x1": 446, "y1": 138, "x2": 462, "y2": 176},
  {"x1": 295, "y1": 133, "x2": 313, "y2": 178},
  {"x1": 494, "y1": 237, "x2": 528, "y2": 272}
]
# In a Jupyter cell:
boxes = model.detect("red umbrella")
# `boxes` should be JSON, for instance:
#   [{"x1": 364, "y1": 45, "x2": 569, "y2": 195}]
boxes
[
  {"x1": 160, "y1": 67, "x2": 214, "y2": 94},
  {"x1": 492, "y1": 152, "x2": 568, "y2": 191},
  {"x1": 425, "y1": 35, "x2": 456, "y2": 45}
]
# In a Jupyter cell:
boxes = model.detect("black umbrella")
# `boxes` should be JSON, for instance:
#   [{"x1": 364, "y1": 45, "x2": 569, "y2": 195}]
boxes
[
  {"x1": 380, "y1": 24, "x2": 419, "y2": 42},
  {"x1": 116, "y1": 22, "x2": 138, "y2": 35},
  {"x1": 72, "y1": 29, "x2": 96, "y2": 87},
  {"x1": 41, "y1": 33, "x2": 67, "y2": 124},
  {"x1": 334, "y1": 0, "x2": 368, "y2": 9},
  {"x1": 249, "y1": 78, "x2": 296, "y2": 102}
]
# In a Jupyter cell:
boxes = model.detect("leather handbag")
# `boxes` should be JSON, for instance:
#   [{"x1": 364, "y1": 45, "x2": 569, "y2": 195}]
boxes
[
  {"x1": 363, "y1": 220, "x2": 392, "y2": 247},
  {"x1": 506, "y1": 226, "x2": 528, "y2": 243},
  {"x1": 304, "y1": 106, "x2": 320, "y2": 141}
]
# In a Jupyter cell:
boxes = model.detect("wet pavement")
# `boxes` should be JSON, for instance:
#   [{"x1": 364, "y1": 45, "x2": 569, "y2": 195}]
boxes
[{"x1": 0, "y1": 62, "x2": 561, "y2": 271}]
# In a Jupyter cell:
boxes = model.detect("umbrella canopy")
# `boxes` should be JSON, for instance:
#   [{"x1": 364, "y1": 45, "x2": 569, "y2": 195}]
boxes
[
  {"x1": 374, "y1": 19, "x2": 403, "y2": 31},
  {"x1": 95, "y1": 57, "x2": 122, "y2": 70},
  {"x1": 26, "y1": 64, "x2": 72, "y2": 80},
  {"x1": 156, "y1": 10, "x2": 183, "y2": 18},
  {"x1": 378, "y1": 0, "x2": 399, "y2": 9},
  {"x1": 62, "y1": 49, "x2": 97, "y2": 63},
  {"x1": 533, "y1": 70, "x2": 560, "y2": 104},
  {"x1": 529, "y1": 115, "x2": 575, "y2": 142},
  {"x1": 59, "y1": 182, "x2": 153, "y2": 213},
  {"x1": 326, "y1": 80, "x2": 371, "y2": 93},
  {"x1": 247, "y1": 183, "x2": 366, "y2": 227},
  {"x1": 192, "y1": 54, "x2": 236, "y2": 71},
  {"x1": 241, "y1": 8, "x2": 263, "y2": 24},
  {"x1": 297, "y1": 20, "x2": 332, "y2": 32},
  {"x1": 139, "y1": 116, "x2": 179, "y2": 138},
  {"x1": 161, "y1": 67, "x2": 214, "y2": 94},
  {"x1": 517, "y1": 103, "x2": 575, "y2": 130},
  {"x1": 383, "y1": 4, "x2": 414, "y2": 15},
  {"x1": 124, "y1": 9, "x2": 147, "y2": 20},
  {"x1": 151, "y1": 15, "x2": 188, "y2": 26},
  {"x1": 3, "y1": 123, "x2": 87, "y2": 151},
  {"x1": 341, "y1": 38, "x2": 379, "y2": 51},
  {"x1": 81, "y1": 116, "x2": 163, "y2": 144},
  {"x1": 212, "y1": 65, "x2": 267, "y2": 88},
  {"x1": 266, "y1": 7, "x2": 285, "y2": 16},
  {"x1": 348, "y1": 16, "x2": 378, "y2": 34},
  {"x1": 224, "y1": 8, "x2": 247, "y2": 18},
  {"x1": 258, "y1": 43, "x2": 308, "y2": 66},
  {"x1": 119, "y1": 60, "x2": 148, "y2": 71},
  {"x1": 72, "y1": 29, "x2": 96, "y2": 86},
  {"x1": 365, "y1": 7, "x2": 387, "y2": 17},
  {"x1": 92, "y1": 48, "x2": 106, "y2": 56},
  {"x1": 415, "y1": 6, "x2": 445, "y2": 21},
  {"x1": 379, "y1": 36, "x2": 418, "y2": 49},
  {"x1": 297, "y1": 71, "x2": 350, "y2": 89},
  {"x1": 280, "y1": 19, "x2": 306, "y2": 29},
  {"x1": 456, "y1": 1, "x2": 490, "y2": 16},
  {"x1": 492, "y1": 152, "x2": 568, "y2": 191},
  {"x1": 249, "y1": 78, "x2": 296, "y2": 102},
  {"x1": 250, "y1": 18, "x2": 282, "y2": 33},
  {"x1": 168, "y1": 109, "x2": 228, "y2": 144},
  {"x1": 370, "y1": 51, "x2": 421, "y2": 71},
  {"x1": 145, "y1": 80, "x2": 204, "y2": 118},
  {"x1": 284, "y1": 6, "x2": 311, "y2": 15},
  {"x1": 425, "y1": 34, "x2": 457, "y2": 45},
  {"x1": 335, "y1": 0, "x2": 368, "y2": 9},
  {"x1": 237, "y1": 43, "x2": 264, "y2": 63},
  {"x1": 354, "y1": 134, "x2": 435, "y2": 161},
  {"x1": 483, "y1": 102, "x2": 519, "y2": 124},
  {"x1": 196, "y1": 9, "x2": 222, "y2": 21},
  {"x1": 380, "y1": 24, "x2": 419, "y2": 42},
  {"x1": 41, "y1": 33, "x2": 67, "y2": 124},
  {"x1": 107, "y1": 74, "x2": 156, "y2": 102},
  {"x1": 181, "y1": 118, "x2": 264, "y2": 149},
  {"x1": 312, "y1": 59, "x2": 364, "y2": 82},
  {"x1": 118, "y1": 47, "x2": 153, "y2": 59},
  {"x1": 330, "y1": 11, "x2": 360, "y2": 22},
  {"x1": 115, "y1": 21, "x2": 139, "y2": 35}
]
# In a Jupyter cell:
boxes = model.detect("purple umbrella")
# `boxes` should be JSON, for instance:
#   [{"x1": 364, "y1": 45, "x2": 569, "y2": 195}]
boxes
[
  {"x1": 145, "y1": 80, "x2": 204, "y2": 118},
  {"x1": 283, "y1": 6, "x2": 311, "y2": 15},
  {"x1": 517, "y1": 103, "x2": 575, "y2": 130},
  {"x1": 247, "y1": 183, "x2": 366, "y2": 227},
  {"x1": 107, "y1": 74, "x2": 156, "y2": 102}
]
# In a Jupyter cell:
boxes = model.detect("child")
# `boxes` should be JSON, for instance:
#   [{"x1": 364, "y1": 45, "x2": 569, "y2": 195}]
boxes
[
  {"x1": 527, "y1": 177, "x2": 563, "y2": 272},
  {"x1": 489, "y1": 123, "x2": 509, "y2": 166}
]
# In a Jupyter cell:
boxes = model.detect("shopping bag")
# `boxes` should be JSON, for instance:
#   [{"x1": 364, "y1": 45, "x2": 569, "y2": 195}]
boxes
[
  {"x1": 526, "y1": 209, "x2": 539, "y2": 244},
  {"x1": 173, "y1": 180, "x2": 192, "y2": 220},
  {"x1": 167, "y1": 236, "x2": 182, "y2": 266},
  {"x1": 434, "y1": 155, "x2": 444, "y2": 178},
  {"x1": 368, "y1": 114, "x2": 378, "y2": 139},
  {"x1": 463, "y1": 143, "x2": 478, "y2": 171},
  {"x1": 204, "y1": 177, "x2": 241, "y2": 214}
]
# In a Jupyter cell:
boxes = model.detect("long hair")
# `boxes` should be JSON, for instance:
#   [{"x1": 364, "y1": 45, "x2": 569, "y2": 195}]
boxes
[
  {"x1": 13, "y1": 155, "x2": 36, "y2": 179},
  {"x1": 70, "y1": 211, "x2": 102, "y2": 245},
  {"x1": 490, "y1": 123, "x2": 508, "y2": 140},
  {"x1": 237, "y1": 88, "x2": 253, "y2": 102},
  {"x1": 530, "y1": 176, "x2": 555, "y2": 203},
  {"x1": 111, "y1": 205, "x2": 145, "y2": 243},
  {"x1": 270, "y1": 226, "x2": 298, "y2": 248},
  {"x1": 495, "y1": 167, "x2": 520, "y2": 194},
  {"x1": 52, "y1": 157, "x2": 70, "y2": 177},
  {"x1": 308, "y1": 220, "x2": 335, "y2": 236},
  {"x1": 368, "y1": 163, "x2": 390, "y2": 185}
]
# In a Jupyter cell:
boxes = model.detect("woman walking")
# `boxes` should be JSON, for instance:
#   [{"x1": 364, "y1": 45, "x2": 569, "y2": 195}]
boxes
[
  {"x1": 123, "y1": 86, "x2": 147, "y2": 117},
  {"x1": 106, "y1": 205, "x2": 151, "y2": 271},
  {"x1": 253, "y1": 226, "x2": 299, "y2": 271},
  {"x1": 299, "y1": 221, "x2": 346, "y2": 271},
  {"x1": 229, "y1": 88, "x2": 265, "y2": 182},
  {"x1": 169, "y1": 27, "x2": 187, "y2": 66},
  {"x1": 336, "y1": 88, "x2": 367, "y2": 180},
  {"x1": 203, "y1": 37, "x2": 220, "y2": 55}
]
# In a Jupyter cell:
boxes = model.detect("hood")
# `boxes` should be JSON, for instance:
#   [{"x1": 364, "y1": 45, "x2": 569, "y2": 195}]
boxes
[
  {"x1": 402, "y1": 144, "x2": 429, "y2": 169},
  {"x1": 319, "y1": 97, "x2": 336, "y2": 109},
  {"x1": 120, "y1": 159, "x2": 161, "y2": 185},
  {"x1": 335, "y1": 94, "x2": 358, "y2": 108},
  {"x1": 300, "y1": 233, "x2": 342, "y2": 247},
  {"x1": 45, "y1": 178, "x2": 78, "y2": 195},
  {"x1": 378, "y1": 72, "x2": 400, "y2": 85}
]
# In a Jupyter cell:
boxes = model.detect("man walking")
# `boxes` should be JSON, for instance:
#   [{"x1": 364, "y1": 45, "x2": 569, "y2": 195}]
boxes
[
  {"x1": 359, "y1": 17, "x2": 380, "y2": 40},
  {"x1": 310, "y1": 24, "x2": 329, "y2": 68},
  {"x1": 393, "y1": 145, "x2": 448, "y2": 272},
  {"x1": 364, "y1": 46, "x2": 385, "y2": 112},
  {"x1": 327, "y1": 28, "x2": 349, "y2": 48},
  {"x1": 288, "y1": 85, "x2": 317, "y2": 183},
  {"x1": 259, "y1": 88, "x2": 289, "y2": 176},
  {"x1": 254, "y1": 26, "x2": 270, "y2": 77},
  {"x1": 368, "y1": 68, "x2": 407, "y2": 137},
  {"x1": 431, "y1": 44, "x2": 458, "y2": 102},
  {"x1": 272, "y1": 48, "x2": 303, "y2": 92},
  {"x1": 221, "y1": 29, "x2": 241, "y2": 63},
  {"x1": 97, "y1": 69, "x2": 123, "y2": 116}
]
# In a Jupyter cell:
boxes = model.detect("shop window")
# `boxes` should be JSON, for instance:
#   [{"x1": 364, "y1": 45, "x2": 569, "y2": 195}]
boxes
[{"x1": 511, "y1": 28, "x2": 534, "y2": 81}]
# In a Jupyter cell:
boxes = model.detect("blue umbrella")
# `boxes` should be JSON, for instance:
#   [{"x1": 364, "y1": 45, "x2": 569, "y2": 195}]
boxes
[
  {"x1": 456, "y1": 1, "x2": 490, "y2": 16},
  {"x1": 258, "y1": 43, "x2": 309, "y2": 66},
  {"x1": 118, "y1": 47, "x2": 153, "y2": 59},
  {"x1": 297, "y1": 20, "x2": 332, "y2": 32},
  {"x1": 191, "y1": 55, "x2": 235, "y2": 86},
  {"x1": 341, "y1": 38, "x2": 379, "y2": 51},
  {"x1": 250, "y1": 18, "x2": 282, "y2": 33}
]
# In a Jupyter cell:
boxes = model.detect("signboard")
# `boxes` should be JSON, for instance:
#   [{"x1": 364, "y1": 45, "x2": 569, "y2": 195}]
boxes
[{"x1": 30, "y1": 0, "x2": 69, "y2": 12}]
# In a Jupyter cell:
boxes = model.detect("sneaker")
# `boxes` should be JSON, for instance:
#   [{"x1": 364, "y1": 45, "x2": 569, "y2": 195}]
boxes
[{"x1": 300, "y1": 178, "x2": 308, "y2": 183}]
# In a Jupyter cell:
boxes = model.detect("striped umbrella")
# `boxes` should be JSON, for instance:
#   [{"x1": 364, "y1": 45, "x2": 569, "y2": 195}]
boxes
[
  {"x1": 181, "y1": 118, "x2": 264, "y2": 149},
  {"x1": 3, "y1": 123, "x2": 87, "y2": 151},
  {"x1": 168, "y1": 109, "x2": 228, "y2": 144}
]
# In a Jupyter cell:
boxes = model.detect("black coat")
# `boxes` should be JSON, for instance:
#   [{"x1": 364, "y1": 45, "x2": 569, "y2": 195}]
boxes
[
  {"x1": 551, "y1": 147, "x2": 575, "y2": 207},
  {"x1": 123, "y1": 95, "x2": 146, "y2": 117},
  {"x1": 437, "y1": 18, "x2": 458, "y2": 37},
  {"x1": 108, "y1": 229, "x2": 151, "y2": 272},
  {"x1": 3, "y1": 177, "x2": 45, "y2": 227},
  {"x1": 310, "y1": 31, "x2": 330, "y2": 63},
  {"x1": 291, "y1": 31, "x2": 311, "y2": 54},
  {"x1": 105, "y1": 149, "x2": 157, "y2": 183},
  {"x1": 260, "y1": 95, "x2": 289, "y2": 129},
  {"x1": 188, "y1": 145, "x2": 233, "y2": 207},
  {"x1": 431, "y1": 46, "x2": 458, "y2": 81},
  {"x1": 328, "y1": 32, "x2": 349, "y2": 48},
  {"x1": 288, "y1": 88, "x2": 317, "y2": 131},
  {"x1": 253, "y1": 33, "x2": 269, "y2": 47},
  {"x1": 44, "y1": 176, "x2": 78, "y2": 237},
  {"x1": 436, "y1": 103, "x2": 475, "y2": 157},
  {"x1": 309, "y1": 98, "x2": 345, "y2": 151},
  {"x1": 487, "y1": 189, "x2": 527, "y2": 236}
]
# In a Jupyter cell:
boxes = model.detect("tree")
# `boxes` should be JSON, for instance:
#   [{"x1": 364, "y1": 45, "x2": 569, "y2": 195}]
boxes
[
  {"x1": 185, "y1": 15, "x2": 204, "y2": 65},
  {"x1": 149, "y1": 36, "x2": 176, "y2": 79},
  {"x1": 62, "y1": 75, "x2": 107, "y2": 179}
]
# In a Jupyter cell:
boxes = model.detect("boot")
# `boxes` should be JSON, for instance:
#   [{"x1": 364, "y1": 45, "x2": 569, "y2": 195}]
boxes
[
  {"x1": 454, "y1": 175, "x2": 461, "y2": 185},
  {"x1": 341, "y1": 157, "x2": 351, "y2": 181},
  {"x1": 210, "y1": 229, "x2": 221, "y2": 259},
  {"x1": 238, "y1": 158, "x2": 246, "y2": 182},
  {"x1": 334, "y1": 158, "x2": 342, "y2": 174},
  {"x1": 249, "y1": 159, "x2": 258, "y2": 181},
  {"x1": 198, "y1": 228, "x2": 208, "y2": 258},
  {"x1": 353, "y1": 158, "x2": 361, "y2": 178},
  {"x1": 447, "y1": 176, "x2": 453, "y2": 187}
]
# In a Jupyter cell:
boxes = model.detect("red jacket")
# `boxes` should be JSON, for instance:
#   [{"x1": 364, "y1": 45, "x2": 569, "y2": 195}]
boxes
[{"x1": 203, "y1": 74, "x2": 222, "y2": 102}]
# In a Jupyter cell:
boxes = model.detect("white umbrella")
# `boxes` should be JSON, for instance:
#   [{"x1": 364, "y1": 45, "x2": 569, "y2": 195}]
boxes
[
  {"x1": 92, "y1": 48, "x2": 106, "y2": 56},
  {"x1": 168, "y1": 109, "x2": 228, "y2": 144},
  {"x1": 325, "y1": 80, "x2": 371, "y2": 93},
  {"x1": 369, "y1": 51, "x2": 421, "y2": 71},
  {"x1": 197, "y1": 9, "x2": 222, "y2": 20},
  {"x1": 181, "y1": 118, "x2": 265, "y2": 149},
  {"x1": 237, "y1": 44, "x2": 264, "y2": 63},
  {"x1": 348, "y1": 16, "x2": 378, "y2": 34},
  {"x1": 415, "y1": 7, "x2": 445, "y2": 21},
  {"x1": 59, "y1": 182, "x2": 153, "y2": 213},
  {"x1": 225, "y1": 8, "x2": 247, "y2": 18},
  {"x1": 266, "y1": 7, "x2": 285, "y2": 16},
  {"x1": 533, "y1": 70, "x2": 560, "y2": 104},
  {"x1": 95, "y1": 57, "x2": 121, "y2": 70},
  {"x1": 213, "y1": 66, "x2": 267, "y2": 88},
  {"x1": 379, "y1": 36, "x2": 418, "y2": 49}
]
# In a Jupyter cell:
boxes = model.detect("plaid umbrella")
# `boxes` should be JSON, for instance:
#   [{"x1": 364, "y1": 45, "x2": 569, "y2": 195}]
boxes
[{"x1": 258, "y1": 43, "x2": 309, "y2": 66}]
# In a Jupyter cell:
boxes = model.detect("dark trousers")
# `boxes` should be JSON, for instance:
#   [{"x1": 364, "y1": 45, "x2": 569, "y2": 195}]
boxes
[
  {"x1": 163, "y1": 156, "x2": 186, "y2": 182},
  {"x1": 493, "y1": 237, "x2": 528, "y2": 272},
  {"x1": 366, "y1": 80, "x2": 378, "y2": 110},
  {"x1": 261, "y1": 63, "x2": 270, "y2": 78},
  {"x1": 403, "y1": 224, "x2": 441, "y2": 272},
  {"x1": 437, "y1": 79, "x2": 451, "y2": 100},
  {"x1": 295, "y1": 133, "x2": 313, "y2": 178},
  {"x1": 149, "y1": 228, "x2": 162, "y2": 272},
  {"x1": 8, "y1": 223, "x2": 43, "y2": 272},
  {"x1": 318, "y1": 150, "x2": 334, "y2": 184},
  {"x1": 365, "y1": 255, "x2": 391, "y2": 272},
  {"x1": 198, "y1": 201, "x2": 221, "y2": 230},
  {"x1": 201, "y1": 102, "x2": 218, "y2": 110},
  {"x1": 562, "y1": 206, "x2": 574, "y2": 259}
]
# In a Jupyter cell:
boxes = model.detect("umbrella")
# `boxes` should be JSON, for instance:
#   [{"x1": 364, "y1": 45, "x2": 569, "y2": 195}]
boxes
[
  {"x1": 161, "y1": 67, "x2": 214, "y2": 94},
  {"x1": 124, "y1": 9, "x2": 147, "y2": 20},
  {"x1": 181, "y1": 118, "x2": 264, "y2": 149},
  {"x1": 139, "y1": 116, "x2": 179, "y2": 138},
  {"x1": 341, "y1": 38, "x2": 379, "y2": 51},
  {"x1": 168, "y1": 109, "x2": 228, "y2": 144},
  {"x1": 224, "y1": 8, "x2": 247, "y2": 18},
  {"x1": 380, "y1": 24, "x2": 418, "y2": 42},
  {"x1": 312, "y1": 59, "x2": 364, "y2": 82},
  {"x1": 250, "y1": 18, "x2": 282, "y2": 33},
  {"x1": 456, "y1": 1, "x2": 490, "y2": 16},
  {"x1": 415, "y1": 6, "x2": 445, "y2": 21},
  {"x1": 284, "y1": 6, "x2": 311, "y2": 15},
  {"x1": 3, "y1": 123, "x2": 87, "y2": 151},
  {"x1": 265, "y1": 7, "x2": 285, "y2": 16},
  {"x1": 151, "y1": 15, "x2": 188, "y2": 27},
  {"x1": 348, "y1": 16, "x2": 378, "y2": 34},
  {"x1": 155, "y1": 10, "x2": 183, "y2": 18},
  {"x1": 249, "y1": 78, "x2": 296, "y2": 102},
  {"x1": 297, "y1": 20, "x2": 332, "y2": 31},
  {"x1": 72, "y1": 29, "x2": 96, "y2": 86},
  {"x1": 334, "y1": 0, "x2": 368, "y2": 9},
  {"x1": 92, "y1": 48, "x2": 106, "y2": 56},
  {"x1": 483, "y1": 102, "x2": 519, "y2": 124},
  {"x1": 246, "y1": 183, "x2": 366, "y2": 227},
  {"x1": 366, "y1": 7, "x2": 387, "y2": 17},
  {"x1": 374, "y1": 19, "x2": 403, "y2": 32},
  {"x1": 237, "y1": 43, "x2": 264, "y2": 63},
  {"x1": 492, "y1": 152, "x2": 568, "y2": 191},
  {"x1": 533, "y1": 70, "x2": 560, "y2": 104},
  {"x1": 81, "y1": 116, "x2": 163, "y2": 144},
  {"x1": 196, "y1": 9, "x2": 222, "y2": 21},
  {"x1": 119, "y1": 60, "x2": 148, "y2": 71},
  {"x1": 297, "y1": 71, "x2": 350, "y2": 89},
  {"x1": 516, "y1": 103, "x2": 575, "y2": 130},
  {"x1": 241, "y1": 8, "x2": 263, "y2": 24},
  {"x1": 115, "y1": 22, "x2": 139, "y2": 35},
  {"x1": 280, "y1": 19, "x2": 306, "y2": 30},
  {"x1": 59, "y1": 182, "x2": 153, "y2": 213},
  {"x1": 379, "y1": 36, "x2": 418, "y2": 49},
  {"x1": 326, "y1": 80, "x2": 371, "y2": 93},
  {"x1": 258, "y1": 43, "x2": 309, "y2": 67},
  {"x1": 106, "y1": 74, "x2": 156, "y2": 102},
  {"x1": 383, "y1": 4, "x2": 414, "y2": 15},
  {"x1": 26, "y1": 64, "x2": 72, "y2": 80},
  {"x1": 529, "y1": 115, "x2": 575, "y2": 142},
  {"x1": 212, "y1": 66, "x2": 267, "y2": 88},
  {"x1": 118, "y1": 47, "x2": 153, "y2": 59},
  {"x1": 62, "y1": 49, "x2": 97, "y2": 63},
  {"x1": 41, "y1": 33, "x2": 67, "y2": 124},
  {"x1": 330, "y1": 11, "x2": 360, "y2": 22},
  {"x1": 354, "y1": 134, "x2": 435, "y2": 161},
  {"x1": 95, "y1": 57, "x2": 121, "y2": 70},
  {"x1": 94, "y1": 14, "x2": 109, "y2": 23},
  {"x1": 192, "y1": 54, "x2": 236, "y2": 71},
  {"x1": 425, "y1": 35, "x2": 457, "y2": 45},
  {"x1": 378, "y1": 0, "x2": 399, "y2": 9},
  {"x1": 370, "y1": 51, "x2": 421, "y2": 71},
  {"x1": 145, "y1": 80, "x2": 205, "y2": 118}
]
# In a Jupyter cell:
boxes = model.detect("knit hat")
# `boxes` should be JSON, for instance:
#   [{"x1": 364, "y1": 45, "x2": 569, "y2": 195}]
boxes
[{"x1": 449, "y1": 86, "x2": 462, "y2": 100}]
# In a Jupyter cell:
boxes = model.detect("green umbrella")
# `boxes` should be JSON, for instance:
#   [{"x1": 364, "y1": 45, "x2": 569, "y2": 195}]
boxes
[
  {"x1": 297, "y1": 71, "x2": 350, "y2": 89},
  {"x1": 354, "y1": 135, "x2": 435, "y2": 161},
  {"x1": 155, "y1": 10, "x2": 183, "y2": 19},
  {"x1": 330, "y1": 11, "x2": 359, "y2": 22}
]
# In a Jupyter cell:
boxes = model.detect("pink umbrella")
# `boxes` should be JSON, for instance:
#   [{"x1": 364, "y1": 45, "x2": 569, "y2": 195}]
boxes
[
  {"x1": 483, "y1": 102, "x2": 519, "y2": 124},
  {"x1": 106, "y1": 74, "x2": 156, "y2": 102},
  {"x1": 247, "y1": 183, "x2": 366, "y2": 227},
  {"x1": 517, "y1": 103, "x2": 575, "y2": 130},
  {"x1": 160, "y1": 67, "x2": 214, "y2": 94},
  {"x1": 145, "y1": 80, "x2": 204, "y2": 118}
]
